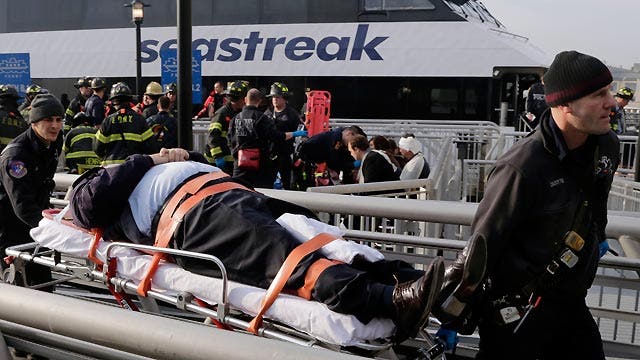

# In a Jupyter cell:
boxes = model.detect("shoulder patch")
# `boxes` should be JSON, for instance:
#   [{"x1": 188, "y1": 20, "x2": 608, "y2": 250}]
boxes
[{"x1": 8, "y1": 160, "x2": 27, "y2": 179}]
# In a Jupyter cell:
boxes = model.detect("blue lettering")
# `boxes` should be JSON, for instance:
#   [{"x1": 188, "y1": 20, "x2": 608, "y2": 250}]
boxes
[
  {"x1": 160, "y1": 39, "x2": 177, "y2": 54},
  {"x1": 285, "y1": 37, "x2": 315, "y2": 61},
  {"x1": 317, "y1": 36, "x2": 349, "y2": 61},
  {"x1": 350, "y1": 24, "x2": 387, "y2": 61},
  {"x1": 217, "y1": 38, "x2": 242, "y2": 62},
  {"x1": 243, "y1": 32, "x2": 264, "y2": 61},
  {"x1": 141, "y1": 40, "x2": 159, "y2": 63},
  {"x1": 193, "y1": 38, "x2": 218, "y2": 61},
  {"x1": 263, "y1": 37, "x2": 286, "y2": 61}
]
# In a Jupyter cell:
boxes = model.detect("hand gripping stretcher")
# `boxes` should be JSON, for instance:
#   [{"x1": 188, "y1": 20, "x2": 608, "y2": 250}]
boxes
[{"x1": 4, "y1": 209, "x2": 447, "y2": 359}]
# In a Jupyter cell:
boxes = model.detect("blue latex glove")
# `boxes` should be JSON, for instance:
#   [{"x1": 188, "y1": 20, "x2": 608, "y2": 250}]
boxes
[
  {"x1": 598, "y1": 240, "x2": 609, "y2": 258},
  {"x1": 353, "y1": 160, "x2": 362, "y2": 168},
  {"x1": 215, "y1": 158, "x2": 226, "y2": 168},
  {"x1": 435, "y1": 327, "x2": 458, "y2": 351},
  {"x1": 292, "y1": 130, "x2": 308, "y2": 137}
]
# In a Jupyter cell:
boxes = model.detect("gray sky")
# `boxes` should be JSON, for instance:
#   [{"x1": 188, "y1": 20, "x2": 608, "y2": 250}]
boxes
[{"x1": 480, "y1": 0, "x2": 640, "y2": 69}]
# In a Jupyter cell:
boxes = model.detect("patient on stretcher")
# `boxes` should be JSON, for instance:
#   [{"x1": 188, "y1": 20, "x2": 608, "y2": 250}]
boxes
[{"x1": 68, "y1": 148, "x2": 444, "y2": 341}]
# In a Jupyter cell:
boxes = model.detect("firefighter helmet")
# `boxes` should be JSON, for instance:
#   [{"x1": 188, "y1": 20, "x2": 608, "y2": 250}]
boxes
[
  {"x1": 26, "y1": 84, "x2": 43, "y2": 96},
  {"x1": 615, "y1": 87, "x2": 634, "y2": 101},
  {"x1": 91, "y1": 77, "x2": 107, "y2": 90},
  {"x1": 145, "y1": 81, "x2": 164, "y2": 96},
  {"x1": 266, "y1": 82, "x2": 292, "y2": 98},
  {"x1": 74, "y1": 77, "x2": 92, "y2": 88},
  {"x1": 222, "y1": 80, "x2": 250, "y2": 99},
  {"x1": 0, "y1": 85, "x2": 20, "y2": 99},
  {"x1": 164, "y1": 82, "x2": 177, "y2": 94},
  {"x1": 109, "y1": 82, "x2": 133, "y2": 101}
]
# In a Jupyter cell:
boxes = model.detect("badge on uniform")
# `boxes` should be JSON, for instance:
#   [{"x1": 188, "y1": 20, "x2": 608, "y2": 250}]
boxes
[{"x1": 8, "y1": 160, "x2": 27, "y2": 179}]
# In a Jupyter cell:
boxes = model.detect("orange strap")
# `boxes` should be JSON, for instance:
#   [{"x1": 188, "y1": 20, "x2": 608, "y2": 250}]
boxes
[
  {"x1": 42, "y1": 209, "x2": 105, "y2": 267},
  {"x1": 137, "y1": 172, "x2": 254, "y2": 296},
  {"x1": 247, "y1": 232, "x2": 338, "y2": 334},
  {"x1": 295, "y1": 258, "x2": 341, "y2": 300}
]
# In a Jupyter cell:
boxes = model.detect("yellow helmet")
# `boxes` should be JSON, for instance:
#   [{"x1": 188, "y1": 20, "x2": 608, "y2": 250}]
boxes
[
  {"x1": 145, "y1": 81, "x2": 164, "y2": 96},
  {"x1": 616, "y1": 87, "x2": 634, "y2": 101}
]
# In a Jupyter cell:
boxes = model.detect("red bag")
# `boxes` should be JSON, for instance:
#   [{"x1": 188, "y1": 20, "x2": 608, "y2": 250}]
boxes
[{"x1": 238, "y1": 148, "x2": 260, "y2": 170}]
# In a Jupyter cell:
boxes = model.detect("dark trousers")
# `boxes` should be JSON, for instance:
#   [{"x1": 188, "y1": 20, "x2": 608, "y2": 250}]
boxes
[
  {"x1": 476, "y1": 298, "x2": 604, "y2": 360},
  {"x1": 274, "y1": 153, "x2": 293, "y2": 190}
]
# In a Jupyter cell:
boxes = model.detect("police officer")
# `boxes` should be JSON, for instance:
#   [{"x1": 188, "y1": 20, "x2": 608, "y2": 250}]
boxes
[
  {"x1": 141, "y1": 81, "x2": 164, "y2": 119},
  {"x1": 205, "y1": 80, "x2": 248, "y2": 174},
  {"x1": 434, "y1": 51, "x2": 619, "y2": 359},
  {"x1": 0, "y1": 94, "x2": 65, "y2": 286},
  {"x1": 228, "y1": 88, "x2": 306, "y2": 188},
  {"x1": 94, "y1": 82, "x2": 155, "y2": 165},
  {"x1": 64, "y1": 77, "x2": 93, "y2": 132},
  {"x1": 609, "y1": 86, "x2": 634, "y2": 135},
  {"x1": 263, "y1": 82, "x2": 303, "y2": 190},
  {"x1": 0, "y1": 85, "x2": 28, "y2": 153},
  {"x1": 63, "y1": 112, "x2": 100, "y2": 174},
  {"x1": 85, "y1": 77, "x2": 107, "y2": 126}
]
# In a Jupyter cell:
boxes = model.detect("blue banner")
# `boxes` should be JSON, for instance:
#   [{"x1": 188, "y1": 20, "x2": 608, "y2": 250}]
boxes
[
  {"x1": 160, "y1": 49, "x2": 202, "y2": 104},
  {"x1": 0, "y1": 53, "x2": 31, "y2": 99}
]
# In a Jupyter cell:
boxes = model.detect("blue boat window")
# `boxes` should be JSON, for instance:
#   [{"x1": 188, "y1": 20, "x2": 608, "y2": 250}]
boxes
[{"x1": 364, "y1": 0, "x2": 436, "y2": 11}]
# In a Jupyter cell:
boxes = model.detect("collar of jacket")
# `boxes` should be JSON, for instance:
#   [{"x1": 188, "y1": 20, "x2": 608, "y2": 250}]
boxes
[
  {"x1": 537, "y1": 109, "x2": 575, "y2": 162},
  {"x1": 27, "y1": 127, "x2": 63, "y2": 155}
]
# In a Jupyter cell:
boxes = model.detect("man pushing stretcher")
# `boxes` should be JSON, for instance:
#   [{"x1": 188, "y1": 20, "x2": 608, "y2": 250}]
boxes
[{"x1": 69, "y1": 147, "x2": 444, "y2": 341}]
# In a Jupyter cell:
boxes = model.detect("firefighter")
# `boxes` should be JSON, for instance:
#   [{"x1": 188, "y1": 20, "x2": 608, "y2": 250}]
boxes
[
  {"x1": 204, "y1": 80, "x2": 248, "y2": 174},
  {"x1": 85, "y1": 77, "x2": 107, "y2": 126},
  {"x1": 609, "y1": 86, "x2": 634, "y2": 135},
  {"x1": 63, "y1": 112, "x2": 100, "y2": 174},
  {"x1": 64, "y1": 77, "x2": 93, "y2": 132},
  {"x1": 94, "y1": 82, "x2": 155, "y2": 165},
  {"x1": 141, "y1": 81, "x2": 164, "y2": 119},
  {"x1": 263, "y1": 82, "x2": 303, "y2": 190},
  {"x1": 18, "y1": 84, "x2": 46, "y2": 117},
  {"x1": 163, "y1": 82, "x2": 178, "y2": 118},
  {"x1": 0, "y1": 85, "x2": 28, "y2": 153}
]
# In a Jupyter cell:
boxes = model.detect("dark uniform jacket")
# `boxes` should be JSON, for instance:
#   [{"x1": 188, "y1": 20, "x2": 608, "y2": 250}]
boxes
[
  {"x1": 298, "y1": 127, "x2": 356, "y2": 183},
  {"x1": 205, "y1": 103, "x2": 238, "y2": 164},
  {"x1": 146, "y1": 110, "x2": 178, "y2": 149},
  {"x1": 0, "y1": 128, "x2": 62, "y2": 256},
  {"x1": 264, "y1": 105, "x2": 301, "y2": 156},
  {"x1": 473, "y1": 110, "x2": 619, "y2": 302},
  {"x1": 361, "y1": 150, "x2": 398, "y2": 183},
  {"x1": 142, "y1": 102, "x2": 159, "y2": 120},
  {"x1": 64, "y1": 93, "x2": 88, "y2": 133},
  {"x1": 63, "y1": 125, "x2": 100, "y2": 174},
  {"x1": 84, "y1": 94, "x2": 105, "y2": 127},
  {"x1": 0, "y1": 105, "x2": 28, "y2": 153},
  {"x1": 609, "y1": 105, "x2": 625, "y2": 135},
  {"x1": 94, "y1": 107, "x2": 155, "y2": 165},
  {"x1": 228, "y1": 105, "x2": 287, "y2": 188}
]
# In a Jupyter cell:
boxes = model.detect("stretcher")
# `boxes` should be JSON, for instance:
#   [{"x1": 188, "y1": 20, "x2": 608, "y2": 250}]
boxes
[{"x1": 4, "y1": 209, "x2": 447, "y2": 359}]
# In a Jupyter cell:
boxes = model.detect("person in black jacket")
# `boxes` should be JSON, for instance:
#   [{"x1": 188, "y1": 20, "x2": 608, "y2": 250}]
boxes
[
  {"x1": 0, "y1": 94, "x2": 64, "y2": 288},
  {"x1": 94, "y1": 82, "x2": 155, "y2": 166},
  {"x1": 146, "y1": 95, "x2": 178, "y2": 149},
  {"x1": 348, "y1": 134, "x2": 398, "y2": 183},
  {"x1": 434, "y1": 51, "x2": 619, "y2": 359},
  {"x1": 63, "y1": 112, "x2": 100, "y2": 174},
  {"x1": 69, "y1": 147, "x2": 445, "y2": 341},
  {"x1": 263, "y1": 82, "x2": 303, "y2": 190},
  {"x1": 64, "y1": 77, "x2": 93, "y2": 132},
  {"x1": 0, "y1": 85, "x2": 28, "y2": 153},
  {"x1": 228, "y1": 88, "x2": 307, "y2": 188}
]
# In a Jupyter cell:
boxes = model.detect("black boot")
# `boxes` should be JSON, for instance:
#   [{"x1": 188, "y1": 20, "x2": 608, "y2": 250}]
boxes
[{"x1": 392, "y1": 256, "x2": 444, "y2": 341}]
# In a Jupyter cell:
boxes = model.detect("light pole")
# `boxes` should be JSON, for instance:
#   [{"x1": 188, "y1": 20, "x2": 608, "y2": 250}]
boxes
[{"x1": 125, "y1": 1, "x2": 148, "y2": 101}]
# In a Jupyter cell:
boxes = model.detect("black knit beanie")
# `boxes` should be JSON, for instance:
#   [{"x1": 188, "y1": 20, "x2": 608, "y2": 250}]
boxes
[
  {"x1": 29, "y1": 94, "x2": 64, "y2": 123},
  {"x1": 544, "y1": 51, "x2": 612, "y2": 107}
]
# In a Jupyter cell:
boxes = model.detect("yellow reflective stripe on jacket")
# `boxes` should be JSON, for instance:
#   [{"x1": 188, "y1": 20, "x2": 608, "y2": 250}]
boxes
[
  {"x1": 210, "y1": 146, "x2": 222, "y2": 156},
  {"x1": 101, "y1": 159, "x2": 126, "y2": 166},
  {"x1": 77, "y1": 164, "x2": 99, "y2": 174},
  {"x1": 69, "y1": 133, "x2": 97, "y2": 147},
  {"x1": 223, "y1": 155, "x2": 234, "y2": 162},
  {"x1": 95, "y1": 131, "x2": 152, "y2": 143},
  {"x1": 65, "y1": 108, "x2": 76, "y2": 116},
  {"x1": 209, "y1": 122, "x2": 222, "y2": 131},
  {"x1": 0, "y1": 137, "x2": 13, "y2": 145},
  {"x1": 66, "y1": 151, "x2": 99, "y2": 159}
]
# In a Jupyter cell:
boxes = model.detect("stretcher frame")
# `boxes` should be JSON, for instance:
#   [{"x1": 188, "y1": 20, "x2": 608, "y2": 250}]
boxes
[{"x1": 4, "y1": 240, "x2": 447, "y2": 360}]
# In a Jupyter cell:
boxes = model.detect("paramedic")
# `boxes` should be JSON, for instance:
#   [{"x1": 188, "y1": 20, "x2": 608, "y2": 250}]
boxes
[
  {"x1": 435, "y1": 51, "x2": 619, "y2": 359},
  {"x1": 0, "y1": 94, "x2": 65, "y2": 286},
  {"x1": 228, "y1": 88, "x2": 306, "y2": 188},
  {"x1": 70, "y1": 147, "x2": 445, "y2": 341}
]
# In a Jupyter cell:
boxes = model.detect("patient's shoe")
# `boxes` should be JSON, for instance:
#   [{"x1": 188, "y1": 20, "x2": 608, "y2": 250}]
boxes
[{"x1": 392, "y1": 256, "x2": 444, "y2": 341}]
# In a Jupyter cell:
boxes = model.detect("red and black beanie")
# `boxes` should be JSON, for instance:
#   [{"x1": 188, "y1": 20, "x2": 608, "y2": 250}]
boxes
[{"x1": 544, "y1": 50, "x2": 612, "y2": 107}]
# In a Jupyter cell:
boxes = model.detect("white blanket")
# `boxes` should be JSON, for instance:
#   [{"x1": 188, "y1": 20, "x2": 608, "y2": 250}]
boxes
[{"x1": 30, "y1": 216, "x2": 395, "y2": 346}]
